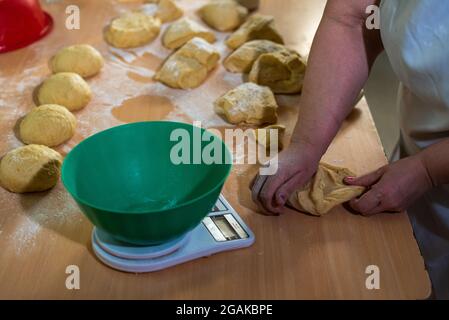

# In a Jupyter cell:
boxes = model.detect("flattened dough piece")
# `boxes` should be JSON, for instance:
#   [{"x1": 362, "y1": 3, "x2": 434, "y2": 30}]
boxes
[
  {"x1": 155, "y1": 56, "x2": 207, "y2": 89},
  {"x1": 20, "y1": 104, "x2": 77, "y2": 147},
  {"x1": 214, "y1": 83, "x2": 278, "y2": 125},
  {"x1": 162, "y1": 17, "x2": 216, "y2": 49},
  {"x1": 224, "y1": 40, "x2": 286, "y2": 73},
  {"x1": 156, "y1": 0, "x2": 183, "y2": 23},
  {"x1": 226, "y1": 14, "x2": 284, "y2": 50},
  {"x1": 249, "y1": 50, "x2": 306, "y2": 94},
  {"x1": 254, "y1": 124, "x2": 285, "y2": 151},
  {"x1": 175, "y1": 37, "x2": 220, "y2": 71},
  {"x1": 105, "y1": 12, "x2": 161, "y2": 48},
  {"x1": 37, "y1": 72, "x2": 92, "y2": 111},
  {"x1": 50, "y1": 44, "x2": 104, "y2": 78},
  {"x1": 289, "y1": 163, "x2": 365, "y2": 216},
  {"x1": 199, "y1": 0, "x2": 248, "y2": 32},
  {"x1": 155, "y1": 37, "x2": 220, "y2": 89},
  {"x1": 0, "y1": 145, "x2": 63, "y2": 193}
]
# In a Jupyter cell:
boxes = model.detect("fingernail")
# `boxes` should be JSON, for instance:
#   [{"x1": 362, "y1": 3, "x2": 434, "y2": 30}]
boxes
[
  {"x1": 345, "y1": 176, "x2": 355, "y2": 183},
  {"x1": 277, "y1": 193, "x2": 287, "y2": 205}
]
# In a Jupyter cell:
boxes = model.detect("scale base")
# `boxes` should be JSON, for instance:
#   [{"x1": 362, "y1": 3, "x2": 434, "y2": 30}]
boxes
[{"x1": 92, "y1": 196, "x2": 255, "y2": 273}]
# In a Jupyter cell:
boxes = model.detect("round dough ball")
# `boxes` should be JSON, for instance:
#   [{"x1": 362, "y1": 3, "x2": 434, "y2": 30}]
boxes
[
  {"x1": 0, "y1": 145, "x2": 63, "y2": 193},
  {"x1": 37, "y1": 72, "x2": 92, "y2": 111},
  {"x1": 50, "y1": 44, "x2": 104, "y2": 78},
  {"x1": 104, "y1": 12, "x2": 161, "y2": 48},
  {"x1": 20, "y1": 104, "x2": 77, "y2": 147}
]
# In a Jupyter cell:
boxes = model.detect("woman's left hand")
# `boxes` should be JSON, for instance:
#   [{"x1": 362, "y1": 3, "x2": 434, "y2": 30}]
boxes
[{"x1": 344, "y1": 155, "x2": 434, "y2": 216}]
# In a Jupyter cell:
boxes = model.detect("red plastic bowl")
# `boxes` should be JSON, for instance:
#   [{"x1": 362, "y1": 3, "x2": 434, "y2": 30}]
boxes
[{"x1": 0, "y1": 0, "x2": 53, "y2": 53}]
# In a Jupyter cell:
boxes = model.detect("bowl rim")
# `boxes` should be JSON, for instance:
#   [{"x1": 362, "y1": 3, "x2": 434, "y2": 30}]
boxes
[{"x1": 61, "y1": 121, "x2": 233, "y2": 215}]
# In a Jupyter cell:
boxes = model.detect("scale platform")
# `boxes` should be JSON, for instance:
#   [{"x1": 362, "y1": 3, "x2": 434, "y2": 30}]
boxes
[{"x1": 92, "y1": 195, "x2": 255, "y2": 273}]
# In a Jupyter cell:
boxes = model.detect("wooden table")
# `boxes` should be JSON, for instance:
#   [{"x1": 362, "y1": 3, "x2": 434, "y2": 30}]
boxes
[{"x1": 0, "y1": 0, "x2": 430, "y2": 299}]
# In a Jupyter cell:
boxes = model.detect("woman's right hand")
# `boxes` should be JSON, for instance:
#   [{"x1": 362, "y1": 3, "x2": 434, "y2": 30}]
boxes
[{"x1": 251, "y1": 142, "x2": 320, "y2": 215}]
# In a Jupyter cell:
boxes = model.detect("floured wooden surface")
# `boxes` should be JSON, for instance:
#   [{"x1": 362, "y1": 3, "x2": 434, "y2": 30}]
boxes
[{"x1": 0, "y1": 0, "x2": 430, "y2": 299}]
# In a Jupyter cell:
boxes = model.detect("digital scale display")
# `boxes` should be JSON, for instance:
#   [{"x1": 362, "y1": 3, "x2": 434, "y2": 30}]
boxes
[{"x1": 203, "y1": 198, "x2": 249, "y2": 242}]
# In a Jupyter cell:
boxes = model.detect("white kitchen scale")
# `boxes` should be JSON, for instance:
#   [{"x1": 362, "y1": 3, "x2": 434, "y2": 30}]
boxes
[{"x1": 92, "y1": 195, "x2": 255, "y2": 273}]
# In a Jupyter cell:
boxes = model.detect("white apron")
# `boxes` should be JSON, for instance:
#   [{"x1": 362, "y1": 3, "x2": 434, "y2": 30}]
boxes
[{"x1": 380, "y1": 0, "x2": 449, "y2": 299}]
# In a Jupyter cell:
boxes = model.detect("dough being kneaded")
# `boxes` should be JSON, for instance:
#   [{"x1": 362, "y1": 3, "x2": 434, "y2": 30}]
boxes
[
  {"x1": 289, "y1": 163, "x2": 366, "y2": 216},
  {"x1": 105, "y1": 12, "x2": 161, "y2": 48},
  {"x1": 0, "y1": 145, "x2": 63, "y2": 193},
  {"x1": 226, "y1": 14, "x2": 284, "y2": 50},
  {"x1": 199, "y1": 0, "x2": 248, "y2": 32},
  {"x1": 162, "y1": 17, "x2": 216, "y2": 50},
  {"x1": 214, "y1": 82, "x2": 278, "y2": 125},
  {"x1": 50, "y1": 44, "x2": 104, "y2": 78},
  {"x1": 156, "y1": 0, "x2": 183, "y2": 23},
  {"x1": 37, "y1": 72, "x2": 92, "y2": 111},
  {"x1": 249, "y1": 50, "x2": 306, "y2": 94},
  {"x1": 20, "y1": 104, "x2": 77, "y2": 147},
  {"x1": 224, "y1": 40, "x2": 286, "y2": 73},
  {"x1": 155, "y1": 37, "x2": 220, "y2": 89}
]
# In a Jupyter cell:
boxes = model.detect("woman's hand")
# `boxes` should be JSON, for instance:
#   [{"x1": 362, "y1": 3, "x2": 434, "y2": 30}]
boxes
[
  {"x1": 345, "y1": 155, "x2": 434, "y2": 216},
  {"x1": 251, "y1": 142, "x2": 320, "y2": 215}
]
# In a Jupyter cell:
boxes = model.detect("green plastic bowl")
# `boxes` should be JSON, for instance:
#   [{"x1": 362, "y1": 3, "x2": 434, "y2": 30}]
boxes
[{"x1": 62, "y1": 121, "x2": 232, "y2": 245}]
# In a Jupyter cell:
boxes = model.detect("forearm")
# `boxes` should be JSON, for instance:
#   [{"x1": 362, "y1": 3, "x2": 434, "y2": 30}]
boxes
[
  {"x1": 292, "y1": 0, "x2": 383, "y2": 160},
  {"x1": 419, "y1": 138, "x2": 449, "y2": 187}
]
